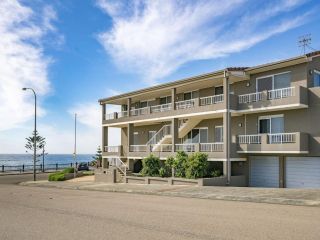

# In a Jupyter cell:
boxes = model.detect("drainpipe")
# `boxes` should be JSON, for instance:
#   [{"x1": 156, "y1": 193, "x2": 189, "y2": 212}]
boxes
[{"x1": 224, "y1": 70, "x2": 231, "y2": 185}]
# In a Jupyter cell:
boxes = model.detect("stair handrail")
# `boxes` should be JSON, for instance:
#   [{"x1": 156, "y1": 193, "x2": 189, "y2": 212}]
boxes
[
  {"x1": 146, "y1": 124, "x2": 171, "y2": 146},
  {"x1": 109, "y1": 158, "x2": 127, "y2": 176}
]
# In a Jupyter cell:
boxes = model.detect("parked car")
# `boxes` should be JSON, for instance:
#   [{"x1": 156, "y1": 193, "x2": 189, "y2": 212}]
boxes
[{"x1": 77, "y1": 162, "x2": 89, "y2": 171}]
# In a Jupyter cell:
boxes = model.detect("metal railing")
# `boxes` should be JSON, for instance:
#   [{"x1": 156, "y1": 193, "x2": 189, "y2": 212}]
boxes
[
  {"x1": 129, "y1": 145, "x2": 148, "y2": 152},
  {"x1": 238, "y1": 92, "x2": 263, "y2": 104},
  {"x1": 150, "y1": 103, "x2": 172, "y2": 113},
  {"x1": 175, "y1": 99, "x2": 196, "y2": 109},
  {"x1": 130, "y1": 107, "x2": 149, "y2": 116},
  {"x1": 151, "y1": 144, "x2": 172, "y2": 152},
  {"x1": 146, "y1": 125, "x2": 171, "y2": 145},
  {"x1": 200, "y1": 143, "x2": 223, "y2": 152},
  {"x1": 268, "y1": 133, "x2": 296, "y2": 144},
  {"x1": 117, "y1": 111, "x2": 128, "y2": 118},
  {"x1": 268, "y1": 87, "x2": 294, "y2": 100},
  {"x1": 104, "y1": 146, "x2": 121, "y2": 153},
  {"x1": 108, "y1": 158, "x2": 127, "y2": 176},
  {"x1": 175, "y1": 144, "x2": 196, "y2": 152},
  {"x1": 105, "y1": 112, "x2": 116, "y2": 120},
  {"x1": 200, "y1": 94, "x2": 224, "y2": 106},
  {"x1": 238, "y1": 135, "x2": 261, "y2": 144}
]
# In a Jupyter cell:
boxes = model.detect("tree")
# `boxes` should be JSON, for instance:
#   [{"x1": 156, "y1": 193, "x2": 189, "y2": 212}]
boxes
[
  {"x1": 91, "y1": 146, "x2": 102, "y2": 167},
  {"x1": 25, "y1": 130, "x2": 47, "y2": 171}
]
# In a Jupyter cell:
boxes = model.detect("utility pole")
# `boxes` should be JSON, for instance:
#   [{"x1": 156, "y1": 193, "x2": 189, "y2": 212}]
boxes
[{"x1": 73, "y1": 113, "x2": 77, "y2": 178}]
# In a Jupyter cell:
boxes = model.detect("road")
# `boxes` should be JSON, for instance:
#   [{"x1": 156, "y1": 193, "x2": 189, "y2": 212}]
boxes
[
  {"x1": 0, "y1": 185, "x2": 319, "y2": 240},
  {"x1": 0, "y1": 173, "x2": 50, "y2": 184}
]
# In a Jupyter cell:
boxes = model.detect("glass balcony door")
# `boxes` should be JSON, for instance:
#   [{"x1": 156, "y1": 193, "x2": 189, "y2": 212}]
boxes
[{"x1": 258, "y1": 115, "x2": 284, "y2": 134}]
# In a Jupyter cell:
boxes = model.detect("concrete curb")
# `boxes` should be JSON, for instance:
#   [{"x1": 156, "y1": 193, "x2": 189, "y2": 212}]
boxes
[{"x1": 19, "y1": 181, "x2": 320, "y2": 207}]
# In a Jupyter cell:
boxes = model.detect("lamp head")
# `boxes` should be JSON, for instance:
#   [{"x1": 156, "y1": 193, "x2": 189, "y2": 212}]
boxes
[{"x1": 22, "y1": 88, "x2": 27, "y2": 91}]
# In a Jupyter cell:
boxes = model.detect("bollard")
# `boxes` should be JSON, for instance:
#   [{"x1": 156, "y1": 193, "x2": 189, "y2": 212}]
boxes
[
  {"x1": 2, "y1": 165, "x2": 4, "y2": 172},
  {"x1": 22, "y1": 164, "x2": 25, "y2": 172},
  {"x1": 56, "y1": 163, "x2": 58, "y2": 171}
]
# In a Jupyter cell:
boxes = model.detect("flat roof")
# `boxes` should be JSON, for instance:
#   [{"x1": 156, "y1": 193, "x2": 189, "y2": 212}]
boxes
[{"x1": 99, "y1": 51, "x2": 320, "y2": 104}]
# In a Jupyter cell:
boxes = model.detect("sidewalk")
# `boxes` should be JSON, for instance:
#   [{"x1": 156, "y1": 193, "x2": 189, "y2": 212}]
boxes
[{"x1": 20, "y1": 180, "x2": 320, "y2": 207}]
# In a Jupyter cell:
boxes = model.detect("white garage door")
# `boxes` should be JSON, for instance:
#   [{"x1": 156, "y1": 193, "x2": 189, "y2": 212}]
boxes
[
  {"x1": 286, "y1": 157, "x2": 320, "y2": 188},
  {"x1": 250, "y1": 156, "x2": 279, "y2": 188}
]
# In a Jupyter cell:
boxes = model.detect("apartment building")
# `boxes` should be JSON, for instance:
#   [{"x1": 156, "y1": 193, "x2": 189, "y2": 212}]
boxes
[{"x1": 99, "y1": 51, "x2": 320, "y2": 188}]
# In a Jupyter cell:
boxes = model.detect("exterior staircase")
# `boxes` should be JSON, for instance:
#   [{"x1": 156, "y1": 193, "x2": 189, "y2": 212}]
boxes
[
  {"x1": 108, "y1": 158, "x2": 129, "y2": 182},
  {"x1": 178, "y1": 118, "x2": 202, "y2": 138}
]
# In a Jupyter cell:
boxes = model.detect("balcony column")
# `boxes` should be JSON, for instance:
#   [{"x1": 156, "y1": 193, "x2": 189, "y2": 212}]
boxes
[
  {"x1": 101, "y1": 104, "x2": 106, "y2": 121},
  {"x1": 127, "y1": 98, "x2": 132, "y2": 116},
  {"x1": 171, "y1": 118, "x2": 178, "y2": 153},
  {"x1": 223, "y1": 161, "x2": 227, "y2": 176},
  {"x1": 171, "y1": 88, "x2": 176, "y2": 110},
  {"x1": 127, "y1": 123, "x2": 134, "y2": 152},
  {"x1": 223, "y1": 71, "x2": 231, "y2": 185},
  {"x1": 102, "y1": 126, "x2": 108, "y2": 152}
]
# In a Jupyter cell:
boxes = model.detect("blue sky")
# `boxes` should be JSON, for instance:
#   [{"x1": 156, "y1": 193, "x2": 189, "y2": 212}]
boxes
[{"x1": 0, "y1": 0, "x2": 319, "y2": 154}]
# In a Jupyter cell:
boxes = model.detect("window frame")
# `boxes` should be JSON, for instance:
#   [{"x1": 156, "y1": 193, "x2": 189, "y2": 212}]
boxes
[
  {"x1": 256, "y1": 71, "x2": 291, "y2": 92},
  {"x1": 214, "y1": 125, "x2": 223, "y2": 143},
  {"x1": 182, "y1": 127, "x2": 208, "y2": 143},
  {"x1": 257, "y1": 114, "x2": 284, "y2": 134},
  {"x1": 313, "y1": 70, "x2": 320, "y2": 87}
]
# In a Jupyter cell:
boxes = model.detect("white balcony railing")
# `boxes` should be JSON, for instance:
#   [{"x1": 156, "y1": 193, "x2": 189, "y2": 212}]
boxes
[
  {"x1": 129, "y1": 145, "x2": 147, "y2": 152},
  {"x1": 151, "y1": 144, "x2": 172, "y2": 152},
  {"x1": 238, "y1": 92, "x2": 263, "y2": 104},
  {"x1": 117, "y1": 111, "x2": 128, "y2": 118},
  {"x1": 200, "y1": 143, "x2": 223, "y2": 152},
  {"x1": 268, "y1": 87, "x2": 294, "y2": 100},
  {"x1": 150, "y1": 103, "x2": 172, "y2": 113},
  {"x1": 130, "y1": 107, "x2": 149, "y2": 116},
  {"x1": 238, "y1": 135, "x2": 261, "y2": 144},
  {"x1": 105, "y1": 113, "x2": 116, "y2": 120},
  {"x1": 200, "y1": 94, "x2": 224, "y2": 106},
  {"x1": 146, "y1": 125, "x2": 171, "y2": 145},
  {"x1": 175, "y1": 144, "x2": 196, "y2": 152},
  {"x1": 268, "y1": 133, "x2": 296, "y2": 144},
  {"x1": 104, "y1": 146, "x2": 121, "y2": 153},
  {"x1": 175, "y1": 99, "x2": 196, "y2": 110}
]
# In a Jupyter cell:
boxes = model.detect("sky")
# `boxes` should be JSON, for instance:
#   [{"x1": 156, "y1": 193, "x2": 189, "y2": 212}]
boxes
[{"x1": 0, "y1": 0, "x2": 319, "y2": 154}]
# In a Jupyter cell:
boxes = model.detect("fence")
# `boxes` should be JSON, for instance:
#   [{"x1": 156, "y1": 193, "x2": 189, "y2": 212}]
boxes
[{"x1": 0, "y1": 162, "x2": 90, "y2": 174}]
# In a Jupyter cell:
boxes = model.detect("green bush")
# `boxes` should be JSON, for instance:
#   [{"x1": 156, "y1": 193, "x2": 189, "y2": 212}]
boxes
[
  {"x1": 62, "y1": 167, "x2": 74, "y2": 174},
  {"x1": 48, "y1": 172, "x2": 66, "y2": 181},
  {"x1": 141, "y1": 154, "x2": 161, "y2": 176},
  {"x1": 185, "y1": 153, "x2": 208, "y2": 179},
  {"x1": 173, "y1": 151, "x2": 188, "y2": 178},
  {"x1": 159, "y1": 167, "x2": 166, "y2": 178},
  {"x1": 211, "y1": 169, "x2": 222, "y2": 177},
  {"x1": 82, "y1": 171, "x2": 94, "y2": 176}
]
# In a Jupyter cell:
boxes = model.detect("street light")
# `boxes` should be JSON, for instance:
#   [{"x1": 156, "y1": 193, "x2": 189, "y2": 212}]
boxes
[{"x1": 22, "y1": 87, "x2": 37, "y2": 181}]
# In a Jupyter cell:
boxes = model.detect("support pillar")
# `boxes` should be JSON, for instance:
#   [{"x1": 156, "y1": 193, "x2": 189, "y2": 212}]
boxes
[
  {"x1": 127, "y1": 98, "x2": 132, "y2": 116},
  {"x1": 102, "y1": 126, "x2": 108, "y2": 151},
  {"x1": 171, "y1": 118, "x2": 178, "y2": 153},
  {"x1": 127, "y1": 123, "x2": 134, "y2": 152},
  {"x1": 171, "y1": 88, "x2": 176, "y2": 110},
  {"x1": 101, "y1": 104, "x2": 106, "y2": 121},
  {"x1": 223, "y1": 161, "x2": 227, "y2": 176},
  {"x1": 223, "y1": 71, "x2": 231, "y2": 185}
]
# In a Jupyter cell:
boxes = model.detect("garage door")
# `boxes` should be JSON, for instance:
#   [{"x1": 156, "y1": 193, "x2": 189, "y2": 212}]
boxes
[
  {"x1": 250, "y1": 156, "x2": 279, "y2": 187},
  {"x1": 286, "y1": 157, "x2": 320, "y2": 188}
]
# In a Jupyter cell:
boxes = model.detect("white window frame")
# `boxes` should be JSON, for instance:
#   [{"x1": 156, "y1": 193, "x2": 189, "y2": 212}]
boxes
[
  {"x1": 258, "y1": 114, "x2": 284, "y2": 134},
  {"x1": 314, "y1": 70, "x2": 320, "y2": 87},
  {"x1": 214, "y1": 125, "x2": 223, "y2": 143},
  {"x1": 160, "y1": 95, "x2": 171, "y2": 104},
  {"x1": 183, "y1": 90, "x2": 198, "y2": 100},
  {"x1": 182, "y1": 127, "x2": 208, "y2": 143},
  {"x1": 256, "y1": 71, "x2": 291, "y2": 92},
  {"x1": 214, "y1": 85, "x2": 223, "y2": 95}
]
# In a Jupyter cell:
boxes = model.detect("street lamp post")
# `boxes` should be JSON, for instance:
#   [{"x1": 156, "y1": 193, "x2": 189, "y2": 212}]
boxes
[{"x1": 22, "y1": 87, "x2": 37, "y2": 181}]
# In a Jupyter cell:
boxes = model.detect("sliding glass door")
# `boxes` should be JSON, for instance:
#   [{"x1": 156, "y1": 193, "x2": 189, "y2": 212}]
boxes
[{"x1": 258, "y1": 116, "x2": 284, "y2": 134}]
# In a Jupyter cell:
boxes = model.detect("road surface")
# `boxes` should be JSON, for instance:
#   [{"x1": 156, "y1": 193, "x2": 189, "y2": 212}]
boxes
[
  {"x1": 0, "y1": 184, "x2": 319, "y2": 240},
  {"x1": 0, "y1": 173, "x2": 50, "y2": 184}
]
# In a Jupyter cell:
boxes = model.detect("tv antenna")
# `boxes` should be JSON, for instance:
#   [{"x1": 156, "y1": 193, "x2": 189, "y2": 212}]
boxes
[{"x1": 298, "y1": 34, "x2": 312, "y2": 54}]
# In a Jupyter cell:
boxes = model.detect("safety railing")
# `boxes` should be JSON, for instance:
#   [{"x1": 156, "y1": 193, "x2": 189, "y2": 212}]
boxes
[
  {"x1": 268, "y1": 133, "x2": 296, "y2": 144},
  {"x1": 175, "y1": 144, "x2": 196, "y2": 152},
  {"x1": 129, "y1": 145, "x2": 148, "y2": 152},
  {"x1": 268, "y1": 87, "x2": 295, "y2": 100},
  {"x1": 150, "y1": 103, "x2": 172, "y2": 113},
  {"x1": 238, "y1": 92, "x2": 263, "y2": 104},
  {"x1": 200, "y1": 143, "x2": 223, "y2": 152},
  {"x1": 200, "y1": 94, "x2": 224, "y2": 106},
  {"x1": 175, "y1": 99, "x2": 196, "y2": 110},
  {"x1": 238, "y1": 135, "x2": 261, "y2": 144}
]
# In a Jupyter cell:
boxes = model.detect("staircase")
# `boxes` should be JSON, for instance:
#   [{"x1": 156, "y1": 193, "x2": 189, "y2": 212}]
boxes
[
  {"x1": 108, "y1": 158, "x2": 129, "y2": 182},
  {"x1": 178, "y1": 118, "x2": 202, "y2": 138}
]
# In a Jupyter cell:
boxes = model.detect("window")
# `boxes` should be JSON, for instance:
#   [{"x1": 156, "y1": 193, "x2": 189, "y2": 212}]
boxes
[
  {"x1": 133, "y1": 132, "x2": 139, "y2": 144},
  {"x1": 256, "y1": 72, "x2": 291, "y2": 92},
  {"x1": 214, "y1": 86, "x2": 223, "y2": 95},
  {"x1": 121, "y1": 104, "x2": 128, "y2": 112},
  {"x1": 160, "y1": 96, "x2": 171, "y2": 105},
  {"x1": 214, "y1": 126, "x2": 223, "y2": 142},
  {"x1": 314, "y1": 70, "x2": 320, "y2": 87},
  {"x1": 183, "y1": 128, "x2": 208, "y2": 143},
  {"x1": 258, "y1": 115, "x2": 284, "y2": 134},
  {"x1": 148, "y1": 131, "x2": 157, "y2": 144},
  {"x1": 140, "y1": 101, "x2": 148, "y2": 108},
  {"x1": 183, "y1": 91, "x2": 197, "y2": 100}
]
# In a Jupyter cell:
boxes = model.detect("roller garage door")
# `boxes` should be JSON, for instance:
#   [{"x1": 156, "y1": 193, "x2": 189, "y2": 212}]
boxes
[
  {"x1": 250, "y1": 156, "x2": 279, "y2": 187},
  {"x1": 286, "y1": 157, "x2": 320, "y2": 188}
]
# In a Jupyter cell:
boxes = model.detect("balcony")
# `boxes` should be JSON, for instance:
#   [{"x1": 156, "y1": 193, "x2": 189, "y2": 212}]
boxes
[
  {"x1": 237, "y1": 132, "x2": 309, "y2": 153},
  {"x1": 236, "y1": 86, "x2": 308, "y2": 113},
  {"x1": 103, "y1": 145, "x2": 123, "y2": 157},
  {"x1": 103, "y1": 94, "x2": 225, "y2": 125}
]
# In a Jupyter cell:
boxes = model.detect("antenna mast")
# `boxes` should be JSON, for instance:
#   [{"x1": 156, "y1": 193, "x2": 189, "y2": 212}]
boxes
[{"x1": 298, "y1": 34, "x2": 312, "y2": 54}]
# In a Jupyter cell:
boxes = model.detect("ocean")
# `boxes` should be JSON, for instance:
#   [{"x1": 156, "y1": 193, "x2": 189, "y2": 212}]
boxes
[{"x1": 0, "y1": 154, "x2": 94, "y2": 167}]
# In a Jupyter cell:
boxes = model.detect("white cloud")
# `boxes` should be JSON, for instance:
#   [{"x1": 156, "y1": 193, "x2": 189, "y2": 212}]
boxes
[
  {"x1": 97, "y1": 0, "x2": 312, "y2": 84},
  {"x1": 0, "y1": 0, "x2": 59, "y2": 131}
]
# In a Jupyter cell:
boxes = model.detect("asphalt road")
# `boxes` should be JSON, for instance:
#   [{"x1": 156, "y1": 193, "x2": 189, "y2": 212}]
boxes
[
  {"x1": 0, "y1": 185, "x2": 319, "y2": 240},
  {"x1": 0, "y1": 173, "x2": 50, "y2": 184}
]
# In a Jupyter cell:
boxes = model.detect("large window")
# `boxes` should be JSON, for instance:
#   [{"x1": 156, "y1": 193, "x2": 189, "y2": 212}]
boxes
[
  {"x1": 133, "y1": 132, "x2": 139, "y2": 144},
  {"x1": 256, "y1": 72, "x2": 291, "y2": 92},
  {"x1": 183, "y1": 91, "x2": 197, "y2": 100},
  {"x1": 314, "y1": 70, "x2": 320, "y2": 87},
  {"x1": 160, "y1": 96, "x2": 171, "y2": 105},
  {"x1": 214, "y1": 86, "x2": 223, "y2": 95},
  {"x1": 258, "y1": 115, "x2": 284, "y2": 134},
  {"x1": 183, "y1": 128, "x2": 208, "y2": 143},
  {"x1": 214, "y1": 126, "x2": 223, "y2": 142}
]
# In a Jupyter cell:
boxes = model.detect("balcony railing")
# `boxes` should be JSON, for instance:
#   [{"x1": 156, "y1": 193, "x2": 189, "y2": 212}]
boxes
[
  {"x1": 238, "y1": 92, "x2": 263, "y2": 104},
  {"x1": 150, "y1": 103, "x2": 172, "y2": 113},
  {"x1": 130, "y1": 107, "x2": 149, "y2": 116},
  {"x1": 175, "y1": 144, "x2": 196, "y2": 152},
  {"x1": 268, "y1": 133, "x2": 296, "y2": 144},
  {"x1": 238, "y1": 134, "x2": 261, "y2": 144},
  {"x1": 175, "y1": 99, "x2": 196, "y2": 110},
  {"x1": 118, "y1": 111, "x2": 128, "y2": 118},
  {"x1": 151, "y1": 144, "x2": 172, "y2": 152},
  {"x1": 200, "y1": 94, "x2": 224, "y2": 106},
  {"x1": 104, "y1": 146, "x2": 121, "y2": 153},
  {"x1": 268, "y1": 87, "x2": 294, "y2": 100},
  {"x1": 200, "y1": 143, "x2": 223, "y2": 152},
  {"x1": 129, "y1": 145, "x2": 148, "y2": 152}
]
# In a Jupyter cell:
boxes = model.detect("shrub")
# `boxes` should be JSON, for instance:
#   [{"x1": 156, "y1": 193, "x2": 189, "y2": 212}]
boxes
[
  {"x1": 62, "y1": 167, "x2": 74, "y2": 174},
  {"x1": 141, "y1": 154, "x2": 161, "y2": 176},
  {"x1": 173, "y1": 151, "x2": 188, "y2": 178},
  {"x1": 48, "y1": 172, "x2": 66, "y2": 181},
  {"x1": 211, "y1": 169, "x2": 222, "y2": 177},
  {"x1": 82, "y1": 171, "x2": 94, "y2": 176},
  {"x1": 164, "y1": 156, "x2": 175, "y2": 177},
  {"x1": 185, "y1": 153, "x2": 208, "y2": 179},
  {"x1": 159, "y1": 167, "x2": 166, "y2": 178}
]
